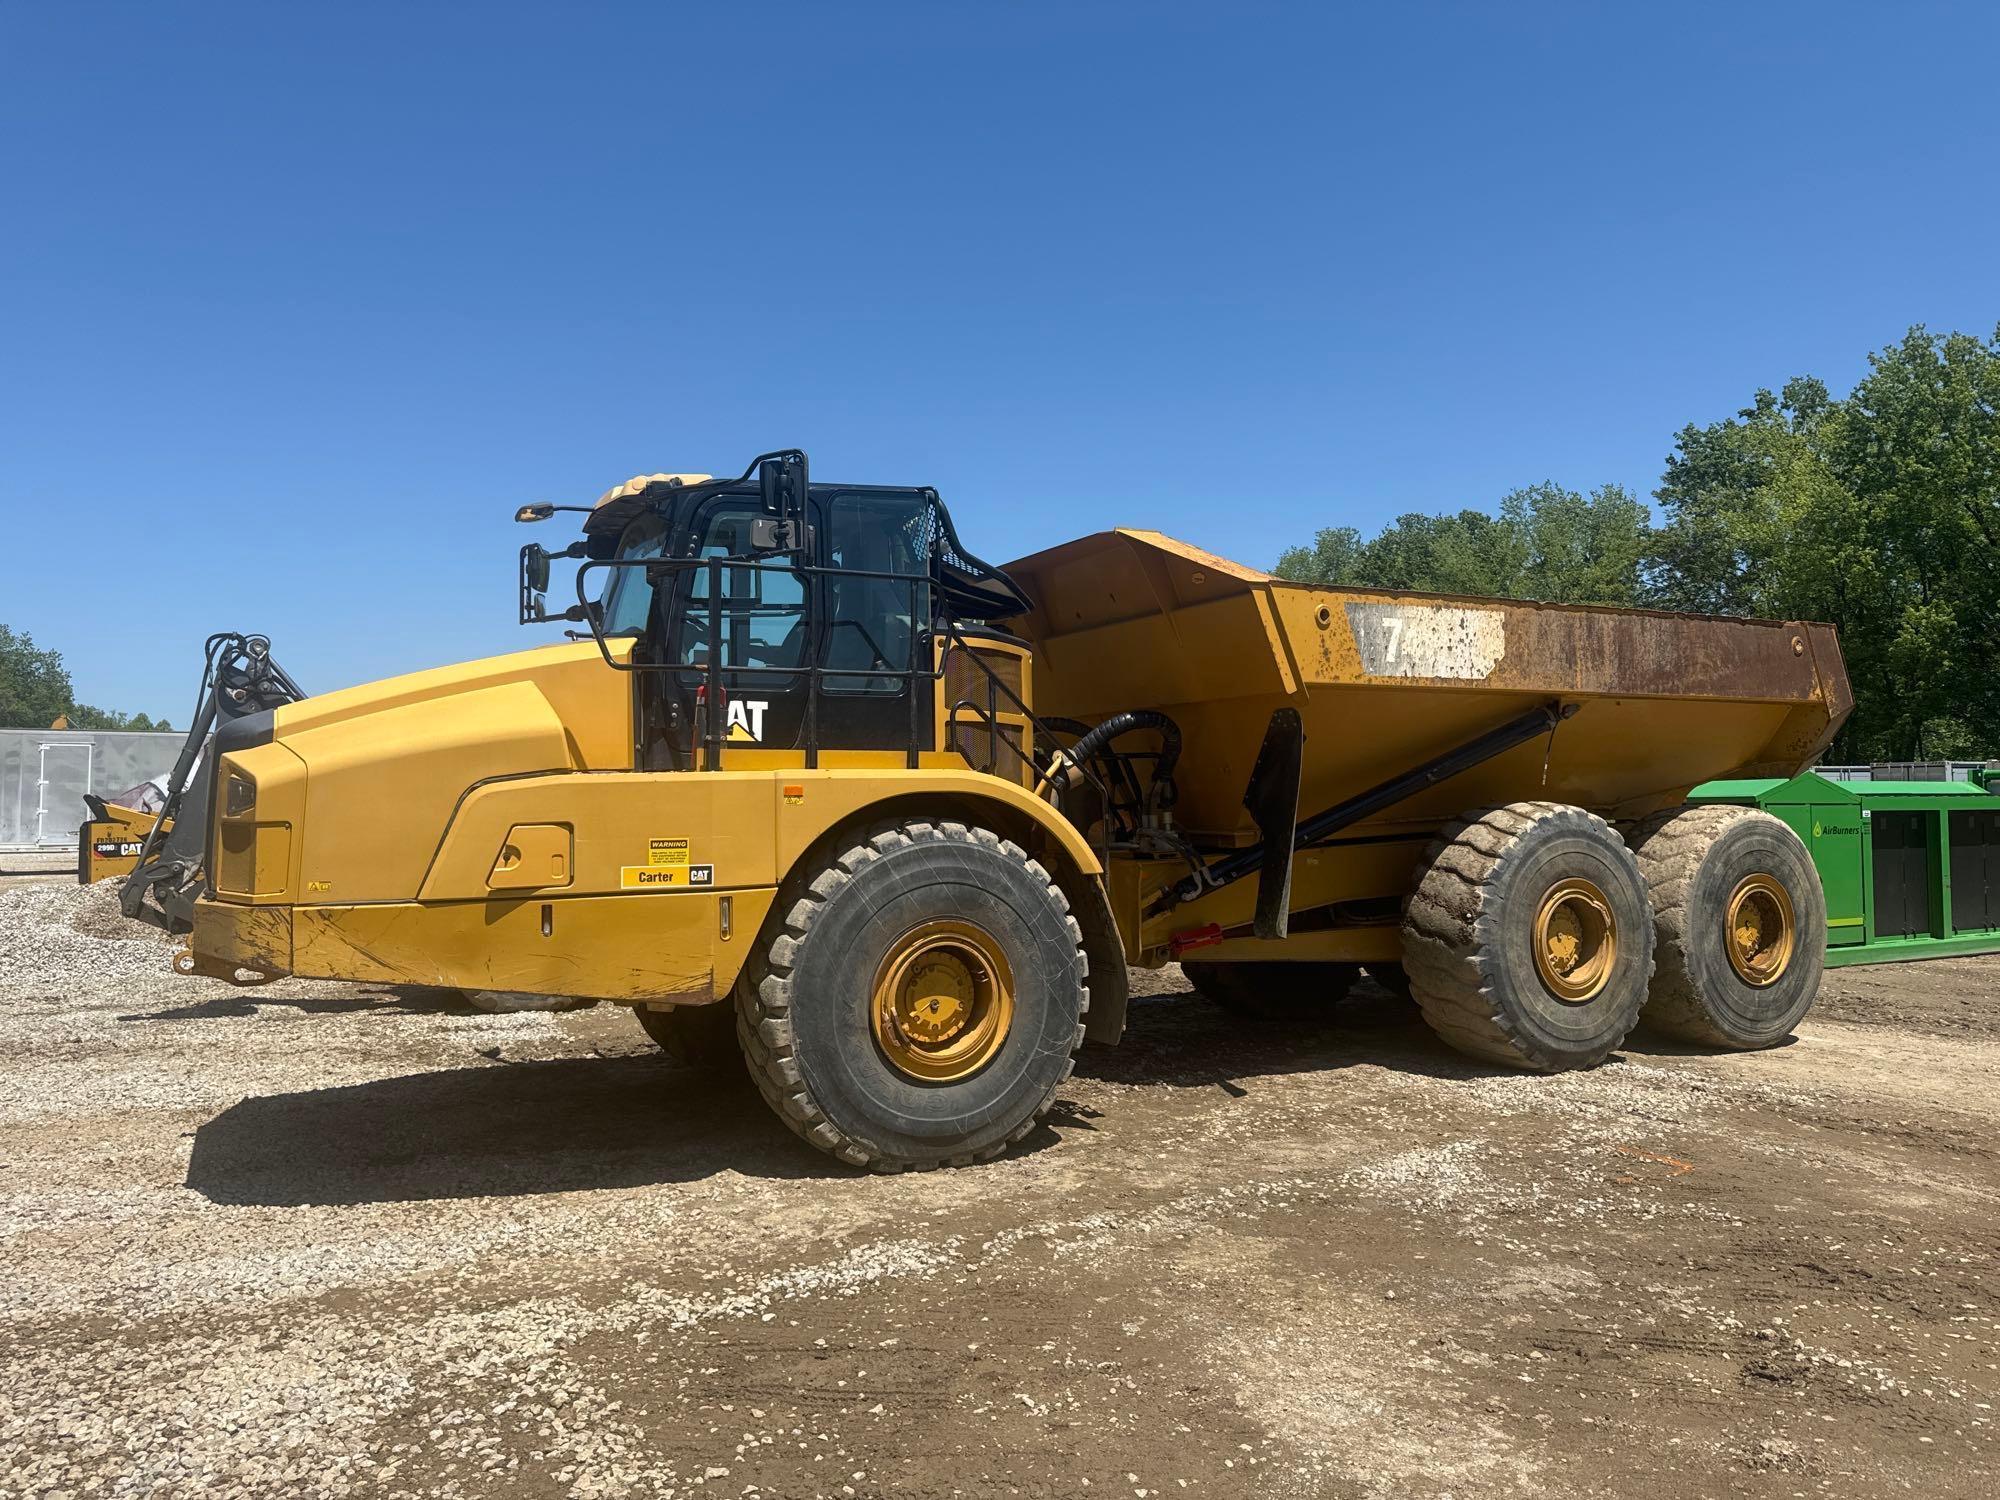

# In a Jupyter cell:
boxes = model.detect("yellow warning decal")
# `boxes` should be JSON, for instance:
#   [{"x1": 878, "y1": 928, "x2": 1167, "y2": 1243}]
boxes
[
  {"x1": 648, "y1": 838, "x2": 690, "y2": 868},
  {"x1": 621, "y1": 864, "x2": 715, "y2": 890}
]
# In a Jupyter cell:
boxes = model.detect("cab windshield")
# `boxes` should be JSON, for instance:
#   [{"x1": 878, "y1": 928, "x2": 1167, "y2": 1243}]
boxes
[
  {"x1": 597, "y1": 490, "x2": 937, "y2": 658},
  {"x1": 600, "y1": 512, "x2": 670, "y2": 634}
]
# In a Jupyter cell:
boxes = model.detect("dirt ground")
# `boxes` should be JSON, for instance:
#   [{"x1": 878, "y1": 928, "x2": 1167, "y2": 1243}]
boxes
[{"x1": 1, "y1": 878, "x2": 1994, "y2": 1500}]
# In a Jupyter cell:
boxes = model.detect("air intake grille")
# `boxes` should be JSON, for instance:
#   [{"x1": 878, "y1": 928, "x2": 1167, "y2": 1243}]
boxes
[{"x1": 942, "y1": 645, "x2": 1024, "y2": 706}]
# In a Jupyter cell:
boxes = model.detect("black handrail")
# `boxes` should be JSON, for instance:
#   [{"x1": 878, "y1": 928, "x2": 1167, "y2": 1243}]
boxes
[{"x1": 572, "y1": 554, "x2": 1105, "y2": 806}]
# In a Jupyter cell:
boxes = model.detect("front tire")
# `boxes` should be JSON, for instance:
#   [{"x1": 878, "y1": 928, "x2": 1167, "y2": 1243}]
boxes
[
  {"x1": 1402, "y1": 801, "x2": 1655, "y2": 1071},
  {"x1": 738, "y1": 820, "x2": 1087, "y2": 1172},
  {"x1": 1628, "y1": 805, "x2": 1825, "y2": 1049}
]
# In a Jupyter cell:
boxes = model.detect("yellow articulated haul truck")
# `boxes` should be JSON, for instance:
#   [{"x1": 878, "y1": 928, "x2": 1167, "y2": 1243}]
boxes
[{"x1": 121, "y1": 450, "x2": 1852, "y2": 1171}]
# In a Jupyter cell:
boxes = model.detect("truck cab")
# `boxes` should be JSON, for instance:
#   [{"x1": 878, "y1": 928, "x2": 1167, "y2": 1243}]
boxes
[{"x1": 523, "y1": 453, "x2": 1040, "y2": 780}]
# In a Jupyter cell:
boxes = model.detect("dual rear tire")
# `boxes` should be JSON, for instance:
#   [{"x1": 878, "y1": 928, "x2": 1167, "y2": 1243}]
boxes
[
  {"x1": 1403, "y1": 802, "x2": 1656, "y2": 1070},
  {"x1": 1627, "y1": 804, "x2": 1825, "y2": 1049},
  {"x1": 1399, "y1": 799, "x2": 1822, "y2": 1071}
]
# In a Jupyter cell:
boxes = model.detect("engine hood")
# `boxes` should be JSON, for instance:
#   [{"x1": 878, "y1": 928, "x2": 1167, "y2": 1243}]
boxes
[
  {"x1": 272, "y1": 638, "x2": 634, "y2": 767},
  {"x1": 214, "y1": 638, "x2": 637, "y2": 908}
]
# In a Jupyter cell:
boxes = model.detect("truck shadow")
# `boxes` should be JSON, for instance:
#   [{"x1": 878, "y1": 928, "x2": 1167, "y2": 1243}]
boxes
[
  {"x1": 185, "y1": 1054, "x2": 848, "y2": 1205},
  {"x1": 1618, "y1": 1031, "x2": 1800, "y2": 1058},
  {"x1": 184, "y1": 979, "x2": 1635, "y2": 1208},
  {"x1": 1075, "y1": 980, "x2": 1526, "y2": 1089},
  {"x1": 122, "y1": 985, "x2": 477, "y2": 1022}
]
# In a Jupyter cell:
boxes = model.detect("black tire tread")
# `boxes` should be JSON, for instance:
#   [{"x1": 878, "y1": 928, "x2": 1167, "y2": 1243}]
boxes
[
  {"x1": 1360, "y1": 962, "x2": 1415, "y2": 1003},
  {"x1": 1401, "y1": 800, "x2": 1652, "y2": 1071},
  {"x1": 736, "y1": 819, "x2": 1088, "y2": 1174},
  {"x1": 1627, "y1": 803, "x2": 1793, "y2": 1046}
]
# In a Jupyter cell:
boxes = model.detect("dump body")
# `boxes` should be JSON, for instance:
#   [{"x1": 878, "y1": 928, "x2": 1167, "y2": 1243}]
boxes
[{"x1": 1003, "y1": 530, "x2": 1852, "y2": 964}]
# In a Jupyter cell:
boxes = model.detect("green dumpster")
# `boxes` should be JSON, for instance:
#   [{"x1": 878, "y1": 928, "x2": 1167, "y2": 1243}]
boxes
[{"x1": 1689, "y1": 772, "x2": 2000, "y2": 966}]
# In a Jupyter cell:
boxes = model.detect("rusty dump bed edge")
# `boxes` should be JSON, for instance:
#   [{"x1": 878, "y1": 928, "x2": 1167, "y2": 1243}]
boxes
[{"x1": 1001, "y1": 529, "x2": 1852, "y2": 835}]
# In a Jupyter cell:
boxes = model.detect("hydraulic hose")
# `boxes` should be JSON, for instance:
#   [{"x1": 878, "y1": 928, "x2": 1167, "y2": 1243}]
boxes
[{"x1": 1051, "y1": 709, "x2": 1182, "y2": 808}]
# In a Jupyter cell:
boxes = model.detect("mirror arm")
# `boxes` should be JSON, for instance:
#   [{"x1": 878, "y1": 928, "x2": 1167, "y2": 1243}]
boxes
[{"x1": 522, "y1": 597, "x2": 591, "y2": 625}]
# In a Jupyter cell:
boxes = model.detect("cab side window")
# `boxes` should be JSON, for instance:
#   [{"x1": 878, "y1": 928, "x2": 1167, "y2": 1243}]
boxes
[{"x1": 822, "y1": 492, "x2": 929, "y2": 694}]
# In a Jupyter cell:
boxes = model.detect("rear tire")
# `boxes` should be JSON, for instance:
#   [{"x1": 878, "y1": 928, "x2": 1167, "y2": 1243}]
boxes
[
  {"x1": 461, "y1": 989, "x2": 596, "y2": 1014},
  {"x1": 1182, "y1": 960, "x2": 1357, "y2": 1020},
  {"x1": 1361, "y1": 962, "x2": 1415, "y2": 1004},
  {"x1": 635, "y1": 1002, "x2": 743, "y2": 1073},
  {"x1": 1402, "y1": 801, "x2": 1655, "y2": 1071},
  {"x1": 738, "y1": 819, "x2": 1087, "y2": 1172},
  {"x1": 1628, "y1": 805, "x2": 1825, "y2": 1049}
]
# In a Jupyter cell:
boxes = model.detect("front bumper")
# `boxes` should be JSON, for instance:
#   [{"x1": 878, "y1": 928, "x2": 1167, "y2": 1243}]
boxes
[
  {"x1": 189, "y1": 899, "x2": 294, "y2": 980},
  {"x1": 187, "y1": 888, "x2": 777, "y2": 1000}
]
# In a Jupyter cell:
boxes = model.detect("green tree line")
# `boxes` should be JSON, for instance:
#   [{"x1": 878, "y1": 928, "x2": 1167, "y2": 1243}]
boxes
[
  {"x1": 0, "y1": 624, "x2": 174, "y2": 732},
  {"x1": 1276, "y1": 325, "x2": 2000, "y2": 762}
]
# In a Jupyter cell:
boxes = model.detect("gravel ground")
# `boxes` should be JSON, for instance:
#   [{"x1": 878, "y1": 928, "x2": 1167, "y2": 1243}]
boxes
[{"x1": 1, "y1": 876, "x2": 1995, "y2": 1499}]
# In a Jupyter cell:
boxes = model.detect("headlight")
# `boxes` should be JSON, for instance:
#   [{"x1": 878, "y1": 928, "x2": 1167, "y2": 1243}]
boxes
[{"x1": 224, "y1": 773, "x2": 256, "y2": 818}]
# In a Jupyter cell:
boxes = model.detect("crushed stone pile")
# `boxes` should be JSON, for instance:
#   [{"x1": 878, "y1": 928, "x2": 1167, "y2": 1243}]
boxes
[{"x1": 0, "y1": 879, "x2": 180, "y2": 991}]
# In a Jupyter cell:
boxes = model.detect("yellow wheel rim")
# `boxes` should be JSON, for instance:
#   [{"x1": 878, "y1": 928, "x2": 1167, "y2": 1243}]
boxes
[
  {"x1": 871, "y1": 919, "x2": 1015, "y2": 1082},
  {"x1": 1533, "y1": 877, "x2": 1618, "y2": 1003},
  {"x1": 1725, "y1": 873, "x2": 1796, "y2": 987}
]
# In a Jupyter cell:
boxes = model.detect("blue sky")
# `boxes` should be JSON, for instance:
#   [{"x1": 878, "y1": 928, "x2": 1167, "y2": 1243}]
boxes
[{"x1": 3, "y1": 2, "x2": 1995, "y2": 722}]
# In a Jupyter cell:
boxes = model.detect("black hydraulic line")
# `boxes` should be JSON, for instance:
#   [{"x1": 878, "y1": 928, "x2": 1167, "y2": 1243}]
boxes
[
  {"x1": 1038, "y1": 716, "x2": 1096, "y2": 740},
  {"x1": 1050, "y1": 710, "x2": 1182, "y2": 800},
  {"x1": 121, "y1": 634, "x2": 235, "y2": 916},
  {"x1": 1150, "y1": 699, "x2": 1577, "y2": 916},
  {"x1": 159, "y1": 652, "x2": 225, "y2": 822},
  {"x1": 1037, "y1": 715, "x2": 1145, "y2": 835}
]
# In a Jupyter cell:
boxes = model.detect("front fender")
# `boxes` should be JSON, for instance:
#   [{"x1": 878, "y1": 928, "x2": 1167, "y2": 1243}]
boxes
[{"x1": 413, "y1": 767, "x2": 1109, "y2": 1011}]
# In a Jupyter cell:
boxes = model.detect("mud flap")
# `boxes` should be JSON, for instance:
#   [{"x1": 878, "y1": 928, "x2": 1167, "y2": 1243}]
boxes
[{"x1": 1243, "y1": 708, "x2": 1304, "y2": 941}]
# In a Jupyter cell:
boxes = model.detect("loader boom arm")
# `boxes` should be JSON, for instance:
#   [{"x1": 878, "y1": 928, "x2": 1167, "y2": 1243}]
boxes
[{"x1": 120, "y1": 633, "x2": 306, "y2": 933}]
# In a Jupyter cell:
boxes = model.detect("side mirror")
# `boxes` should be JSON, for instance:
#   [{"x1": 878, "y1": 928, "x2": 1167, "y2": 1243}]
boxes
[
  {"x1": 519, "y1": 540, "x2": 584, "y2": 624},
  {"x1": 758, "y1": 454, "x2": 808, "y2": 517}
]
